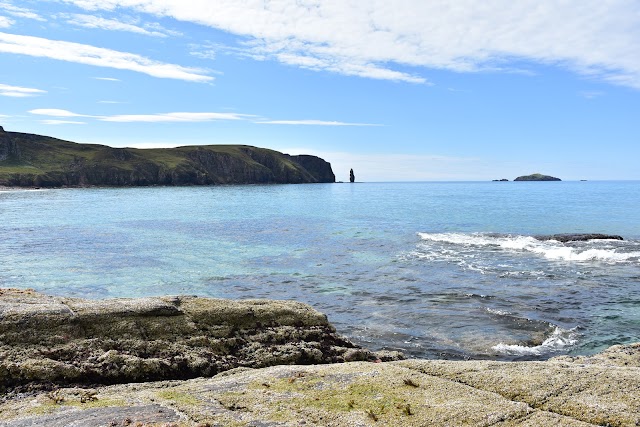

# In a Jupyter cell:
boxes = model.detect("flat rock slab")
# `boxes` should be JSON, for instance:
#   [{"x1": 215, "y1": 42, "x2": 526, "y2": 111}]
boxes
[
  {"x1": 0, "y1": 289, "x2": 395, "y2": 392},
  {"x1": 0, "y1": 404, "x2": 180, "y2": 427},
  {"x1": 1, "y1": 349, "x2": 639, "y2": 426}
]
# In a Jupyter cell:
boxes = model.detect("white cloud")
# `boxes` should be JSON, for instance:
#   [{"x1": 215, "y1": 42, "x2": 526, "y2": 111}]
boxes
[
  {"x1": 28, "y1": 108, "x2": 370, "y2": 125},
  {"x1": 94, "y1": 77, "x2": 121, "y2": 81},
  {"x1": 0, "y1": 31, "x2": 213, "y2": 82},
  {"x1": 256, "y1": 119, "x2": 380, "y2": 126},
  {"x1": 58, "y1": 0, "x2": 640, "y2": 88},
  {"x1": 0, "y1": 15, "x2": 13, "y2": 28},
  {"x1": 0, "y1": 82, "x2": 46, "y2": 97},
  {"x1": 41, "y1": 120, "x2": 86, "y2": 125},
  {"x1": 28, "y1": 109, "x2": 254, "y2": 123},
  {"x1": 100, "y1": 112, "x2": 254, "y2": 122},
  {"x1": 0, "y1": 2, "x2": 45, "y2": 22},
  {"x1": 29, "y1": 108, "x2": 90, "y2": 117},
  {"x1": 62, "y1": 13, "x2": 178, "y2": 37}
]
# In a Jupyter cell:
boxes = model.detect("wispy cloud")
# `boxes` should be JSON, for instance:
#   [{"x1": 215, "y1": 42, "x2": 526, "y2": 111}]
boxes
[
  {"x1": 29, "y1": 109, "x2": 252, "y2": 123},
  {"x1": 59, "y1": 0, "x2": 640, "y2": 88},
  {"x1": 62, "y1": 13, "x2": 180, "y2": 38},
  {"x1": 0, "y1": 82, "x2": 46, "y2": 97},
  {"x1": 94, "y1": 77, "x2": 120, "y2": 82},
  {"x1": 28, "y1": 108, "x2": 374, "y2": 126},
  {"x1": 100, "y1": 112, "x2": 254, "y2": 122},
  {"x1": 0, "y1": 32, "x2": 213, "y2": 82},
  {"x1": 579, "y1": 90, "x2": 605, "y2": 99},
  {"x1": 0, "y1": 1, "x2": 45, "y2": 22},
  {"x1": 256, "y1": 119, "x2": 381, "y2": 126},
  {"x1": 0, "y1": 15, "x2": 13, "y2": 28},
  {"x1": 41, "y1": 120, "x2": 86, "y2": 125},
  {"x1": 29, "y1": 108, "x2": 89, "y2": 117}
]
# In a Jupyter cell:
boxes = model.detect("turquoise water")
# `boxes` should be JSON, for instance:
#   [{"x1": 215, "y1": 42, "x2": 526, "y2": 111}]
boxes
[{"x1": 1, "y1": 181, "x2": 639, "y2": 360}]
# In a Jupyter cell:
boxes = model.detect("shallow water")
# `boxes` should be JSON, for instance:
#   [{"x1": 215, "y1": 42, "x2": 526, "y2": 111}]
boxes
[{"x1": 1, "y1": 181, "x2": 639, "y2": 360}]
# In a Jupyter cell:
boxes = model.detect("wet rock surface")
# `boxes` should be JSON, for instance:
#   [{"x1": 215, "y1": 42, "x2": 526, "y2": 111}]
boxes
[
  {"x1": 0, "y1": 289, "x2": 391, "y2": 394},
  {"x1": 534, "y1": 233, "x2": 624, "y2": 242}
]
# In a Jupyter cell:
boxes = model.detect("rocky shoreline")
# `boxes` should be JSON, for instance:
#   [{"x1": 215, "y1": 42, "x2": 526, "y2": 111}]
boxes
[
  {"x1": 1, "y1": 289, "x2": 639, "y2": 426},
  {"x1": 0, "y1": 289, "x2": 395, "y2": 395}
]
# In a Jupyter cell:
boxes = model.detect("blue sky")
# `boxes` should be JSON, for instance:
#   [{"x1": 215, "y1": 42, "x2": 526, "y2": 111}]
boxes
[{"x1": 1, "y1": 1, "x2": 639, "y2": 182}]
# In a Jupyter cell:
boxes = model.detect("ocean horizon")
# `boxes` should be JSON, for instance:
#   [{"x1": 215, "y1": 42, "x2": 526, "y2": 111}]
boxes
[{"x1": 1, "y1": 181, "x2": 638, "y2": 361}]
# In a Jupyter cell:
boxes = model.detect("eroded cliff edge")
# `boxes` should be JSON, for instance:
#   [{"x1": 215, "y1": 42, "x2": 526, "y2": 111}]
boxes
[{"x1": 0, "y1": 127, "x2": 335, "y2": 187}]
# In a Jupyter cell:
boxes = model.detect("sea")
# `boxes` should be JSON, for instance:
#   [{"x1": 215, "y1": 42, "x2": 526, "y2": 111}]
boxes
[{"x1": 1, "y1": 181, "x2": 639, "y2": 361}]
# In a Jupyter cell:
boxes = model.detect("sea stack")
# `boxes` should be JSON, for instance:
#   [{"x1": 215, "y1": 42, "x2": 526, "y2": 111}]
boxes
[{"x1": 350, "y1": 168, "x2": 355, "y2": 183}]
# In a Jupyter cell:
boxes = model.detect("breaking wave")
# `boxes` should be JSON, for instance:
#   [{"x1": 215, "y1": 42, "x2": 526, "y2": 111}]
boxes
[
  {"x1": 416, "y1": 232, "x2": 640, "y2": 263},
  {"x1": 492, "y1": 326, "x2": 580, "y2": 356}
]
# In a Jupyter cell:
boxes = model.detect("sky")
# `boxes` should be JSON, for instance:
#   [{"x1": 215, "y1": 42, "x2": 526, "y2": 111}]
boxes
[{"x1": 1, "y1": 1, "x2": 639, "y2": 182}]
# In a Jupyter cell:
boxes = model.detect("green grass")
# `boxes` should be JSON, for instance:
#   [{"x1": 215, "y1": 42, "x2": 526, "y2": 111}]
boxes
[{"x1": 1, "y1": 131, "x2": 333, "y2": 186}]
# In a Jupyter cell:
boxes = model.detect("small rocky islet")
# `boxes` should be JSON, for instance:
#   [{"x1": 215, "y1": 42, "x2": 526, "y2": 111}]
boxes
[
  {"x1": 492, "y1": 173, "x2": 562, "y2": 181},
  {"x1": 514, "y1": 173, "x2": 561, "y2": 181},
  {"x1": 1, "y1": 289, "x2": 639, "y2": 427}
]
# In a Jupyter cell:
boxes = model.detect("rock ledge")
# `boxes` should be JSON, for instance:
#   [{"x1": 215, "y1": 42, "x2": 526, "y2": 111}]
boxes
[{"x1": 0, "y1": 289, "x2": 395, "y2": 394}]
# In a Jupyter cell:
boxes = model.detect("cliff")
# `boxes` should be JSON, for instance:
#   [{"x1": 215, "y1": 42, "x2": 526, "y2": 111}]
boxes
[
  {"x1": 0, "y1": 128, "x2": 335, "y2": 187},
  {"x1": 0, "y1": 290, "x2": 638, "y2": 426}
]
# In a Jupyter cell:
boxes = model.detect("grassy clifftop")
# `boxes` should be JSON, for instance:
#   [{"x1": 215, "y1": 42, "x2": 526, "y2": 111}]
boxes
[{"x1": 0, "y1": 127, "x2": 335, "y2": 187}]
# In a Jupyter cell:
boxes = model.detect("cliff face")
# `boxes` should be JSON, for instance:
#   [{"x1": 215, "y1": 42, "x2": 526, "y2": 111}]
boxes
[{"x1": 0, "y1": 129, "x2": 335, "y2": 187}]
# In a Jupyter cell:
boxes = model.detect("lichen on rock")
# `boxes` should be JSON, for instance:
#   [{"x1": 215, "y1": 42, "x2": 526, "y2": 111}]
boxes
[{"x1": 0, "y1": 289, "x2": 396, "y2": 394}]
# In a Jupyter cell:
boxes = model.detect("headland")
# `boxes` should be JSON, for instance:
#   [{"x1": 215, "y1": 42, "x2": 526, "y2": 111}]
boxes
[{"x1": 0, "y1": 127, "x2": 335, "y2": 187}]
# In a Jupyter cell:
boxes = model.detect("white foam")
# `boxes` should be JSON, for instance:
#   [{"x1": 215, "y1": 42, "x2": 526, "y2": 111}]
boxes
[
  {"x1": 486, "y1": 307, "x2": 511, "y2": 316},
  {"x1": 417, "y1": 232, "x2": 640, "y2": 264},
  {"x1": 492, "y1": 326, "x2": 579, "y2": 356}
]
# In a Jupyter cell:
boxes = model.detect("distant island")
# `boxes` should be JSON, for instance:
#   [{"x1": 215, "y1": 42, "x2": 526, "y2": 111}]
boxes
[
  {"x1": 0, "y1": 126, "x2": 335, "y2": 187},
  {"x1": 514, "y1": 173, "x2": 561, "y2": 181}
]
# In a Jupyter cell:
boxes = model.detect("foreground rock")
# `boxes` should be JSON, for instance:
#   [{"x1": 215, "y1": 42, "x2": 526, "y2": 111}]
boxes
[
  {"x1": 535, "y1": 233, "x2": 624, "y2": 242},
  {"x1": 1, "y1": 343, "x2": 639, "y2": 426},
  {"x1": 514, "y1": 173, "x2": 561, "y2": 181},
  {"x1": 0, "y1": 289, "x2": 393, "y2": 394},
  {"x1": 1, "y1": 290, "x2": 638, "y2": 426}
]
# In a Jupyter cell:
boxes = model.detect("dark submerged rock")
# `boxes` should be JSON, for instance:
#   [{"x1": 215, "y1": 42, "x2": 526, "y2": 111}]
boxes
[{"x1": 535, "y1": 233, "x2": 624, "y2": 242}]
